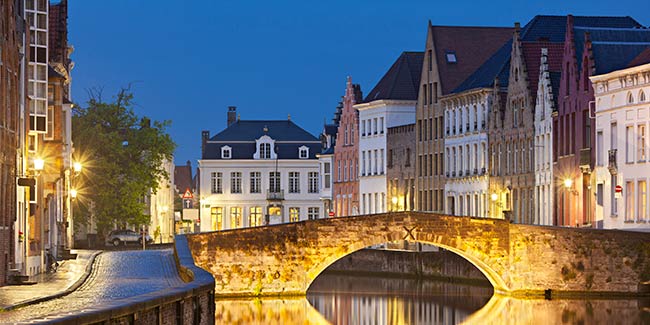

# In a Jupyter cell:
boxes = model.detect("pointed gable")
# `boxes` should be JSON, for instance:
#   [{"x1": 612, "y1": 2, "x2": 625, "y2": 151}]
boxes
[{"x1": 364, "y1": 52, "x2": 424, "y2": 102}]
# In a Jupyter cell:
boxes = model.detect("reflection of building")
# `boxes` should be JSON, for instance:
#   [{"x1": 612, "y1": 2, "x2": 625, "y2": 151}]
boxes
[
  {"x1": 357, "y1": 52, "x2": 422, "y2": 215},
  {"x1": 332, "y1": 77, "x2": 362, "y2": 217},
  {"x1": 198, "y1": 107, "x2": 322, "y2": 231},
  {"x1": 591, "y1": 55, "x2": 650, "y2": 231},
  {"x1": 386, "y1": 124, "x2": 415, "y2": 212}
]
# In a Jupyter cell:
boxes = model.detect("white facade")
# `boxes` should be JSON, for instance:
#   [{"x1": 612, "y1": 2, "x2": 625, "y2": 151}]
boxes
[
  {"x1": 533, "y1": 48, "x2": 555, "y2": 226},
  {"x1": 317, "y1": 153, "x2": 334, "y2": 217},
  {"x1": 591, "y1": 62, "x2": 650, "y2": 231},
  {"x1": 356, "y1": 100, "x2": 416, "y2": 214},
  {"x1": 148, "y1": 159, "x2": 175, "y2": 243},
  {"x1": 442, "y1": 90, "x2": 489, "y2": 217}
]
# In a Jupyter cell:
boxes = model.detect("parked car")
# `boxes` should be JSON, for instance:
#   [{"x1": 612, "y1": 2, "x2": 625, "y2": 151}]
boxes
[{"x1": 105, "y1": 229, "x2": 153, "y2": 247}]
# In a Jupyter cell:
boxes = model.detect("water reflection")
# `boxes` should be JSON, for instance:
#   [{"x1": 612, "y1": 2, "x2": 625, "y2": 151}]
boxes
[{"x1": 214, "y1": 273, "x2": 650, "y2": 324}]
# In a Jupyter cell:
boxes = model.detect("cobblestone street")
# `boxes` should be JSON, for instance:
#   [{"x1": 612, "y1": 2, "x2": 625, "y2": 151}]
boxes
[{"x1": 1, "y1": 249, "x2": 182, "y2": 323}]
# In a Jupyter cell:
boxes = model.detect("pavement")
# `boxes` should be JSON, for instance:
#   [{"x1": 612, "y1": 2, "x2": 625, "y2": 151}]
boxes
[{"x1": 0, "y1": 250, "x2": 100, "y2": 312}]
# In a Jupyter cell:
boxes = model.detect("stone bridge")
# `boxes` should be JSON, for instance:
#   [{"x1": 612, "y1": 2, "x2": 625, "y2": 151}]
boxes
[{"x1": 179, "y1": 212, "x2": 650, "y2": 297}]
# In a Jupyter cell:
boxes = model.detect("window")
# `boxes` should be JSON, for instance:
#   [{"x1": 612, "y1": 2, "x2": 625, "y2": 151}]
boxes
[
  {"x1": 250, "y1": 172, "x2": 261, "y2": 193},
  {"x1": 638, "y1": 124, "x2": 646, "y2": 162},
  {"x1": 428, "y1": 50, "x2": 432, "y2": 71},
  {"x1": 45, "y1": 105, "x2": 54, "y2": 140},
  {"x1": 639, "y1": 180, "x2": 647, "y2": 221},
  {"x1": 361, "y1": 152, "x2": 366, "y2": 176},
  {"x1": 269, "y1": 172, "x2": 280, "y2": 192},
  {"x1": 308, "y1": 207, "x2": 319, "y2": 220},
  {"x1": 626, "y1": 126, "x2": 634, "y2": 163},
  {"x1": 289, "y1": 172, "x2": 300, "y2": 193},
  {"x1": 308, "y1": 172, "x2": 319, "y2": 193},
  {"x1": 344, "y1": 125, "x2": 349, "y2": 145},
  {"x1": 221, "y1": 146, "x2": 231, "y2": 159},
  {"x1": 388, "y1": 149, "x2": 393, "y2": 168},
  {"x1": 596, "y1": 131, "x2": 604, "y2": 166},
  {"x1": 289, "y1": 207, "x2": 300, "y2": 222},
  {"x1": 379, "y1": 117, "x2": 384, "y2": 134},
  {"x1": 210, "y1": 207, "x2": 223, "y2": 231},
  {"x1": 230, "y1": 207, "x2": 242, "y2": 228},
  {"x1": 445, "y1": 51, "x2": 457, "y2": 63},
  {"x1": 299, "y1": 146, "x2": 309, "y2": 159},
  {"x1": 361, "y1": 120, "x2": 366, "y2": 136},
  {"x1": 260, "y1": 143, "x2": 271, "y2": 159},
  {"x1": 640, "y1": 91, "x2": 646, "y2": 102},
  {"x1": 373, "y1": 118, "x2": 378, "y2": 135},
  {"x1": 249, "y1": 206, "x2": 263, "y2": 227},
  {"x1": 324, "y1": 162, "x2": 331, "y2": 189},
  {"x1": 597, "y1": 184, "x2": 604, "y2": 206},
  {"x1": 611, "y1": 122, "x2": 618, "y2": 150},
  {"x1": 626, "y1": 181, "x2": 634, "y2": 222},
  {"x1": 211, "y1": 172, "x2": 223, "y2": 194},
  {"x1": 380, "y1": 149, "x2": 384, "y2": 174},
  {"x1": 628, "y1": 92, "x2": 634, "y2": 104},
  {"x1": 231, "y1": 172, "x2": 242, "y2": 193}
]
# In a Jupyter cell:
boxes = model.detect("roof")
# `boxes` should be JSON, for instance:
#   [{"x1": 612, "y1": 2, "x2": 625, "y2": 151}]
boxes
[
  {"x1": 203, "y1": 120, "x2": 321, "y2": 160},
  {"x1": 627, "y1": 47, "x2": 650, "y2": 67},
  {"x1": 592, "y1": 43, "x2": 650, "y2": 75},
  {"x1": 549, "y1": 71, "x2": 562, "y2": 109},
  {"x1": 174, "y1": 162, "x2": 193, "y2": 194},
  {"x1": 453, "y1": 39, "x2": 512, "y2": 92},
  {"x1": 522, "y1": 42, "x2": 564, "y2": 98},
  {"x1": 520, "y1": 15, "x2": 641, "y2": 43},
  {"x1": 364, "y1": 52, "x2": 423, "y2": 102},
  {"x1": 574, "y1": 27, "x2": 650, "y2": 69},
  {"x1": 431, "y1": 26, "x2": 514, "y2": 95},
  {"x1": 324, "y1": 124, "x2": 338, "y2": 136}
]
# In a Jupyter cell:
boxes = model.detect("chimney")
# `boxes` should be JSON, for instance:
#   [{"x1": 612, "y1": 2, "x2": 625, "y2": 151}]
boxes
[
  {"x1": 227, "y1": 106, "x2": 237, "y2": 126},
  {"x1": 201, "y1": 130, "x2": 210, "y2": 158}
]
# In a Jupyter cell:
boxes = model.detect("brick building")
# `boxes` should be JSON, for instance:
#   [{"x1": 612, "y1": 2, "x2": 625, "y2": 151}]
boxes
[{"x1": 332, "y1": 77, "x2": 362, "y2": 217}]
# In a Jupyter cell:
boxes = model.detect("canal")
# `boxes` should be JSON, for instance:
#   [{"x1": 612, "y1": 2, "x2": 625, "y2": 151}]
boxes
[{"x1": 215, "y1": 272, "x2": 650, "y2": 324}]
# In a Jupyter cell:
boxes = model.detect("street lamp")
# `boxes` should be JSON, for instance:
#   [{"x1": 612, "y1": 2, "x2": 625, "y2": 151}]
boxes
[
  {"x1": 33, "y1": 157, "x2": 44, "y2": 173},
  {"x1": 391, "y1": 196, "x2": 398, "y2": 212},
  {"x1": 69, "y1": 161, "x2": 82, "y2": 249},
  {"x1": 563, "y1": 178, "x2": 573, "y2": 189},
  {"x1": 73, "y1": 161, "x2": 82, "y2": 173}
]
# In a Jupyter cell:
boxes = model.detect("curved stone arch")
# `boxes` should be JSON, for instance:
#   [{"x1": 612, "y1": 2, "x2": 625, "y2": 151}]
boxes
[{"x1": 305, "y1": 233, "x2": 510, "y2": 295}]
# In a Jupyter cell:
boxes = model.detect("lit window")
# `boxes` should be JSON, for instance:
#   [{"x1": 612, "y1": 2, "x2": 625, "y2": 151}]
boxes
[
  {"x1": 445, "y1": 51, "x2": 457, "y2": 63},
  {"x1": 230, "y1": 207, "x2": 242, "y2": 228},
  {"x1": 211, "y1": 207, "x2": 223, "y2": 231},
  {"x1": 249, "y1": 207, "x2": 263, "y2": 227},
  {"x1": 289, "y1": 207, "x2": 300, "y2": 222}
]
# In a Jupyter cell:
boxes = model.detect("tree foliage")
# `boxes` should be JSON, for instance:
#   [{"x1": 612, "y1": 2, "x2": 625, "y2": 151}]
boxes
[{"x1": 72, "y1": 89, "x2": 176, "y2": 235}]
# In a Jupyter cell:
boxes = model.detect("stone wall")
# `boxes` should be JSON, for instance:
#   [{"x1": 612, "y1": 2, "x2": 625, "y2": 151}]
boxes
[
  {"x1": 185, "y1": 211, "x2": 650, "y2": 297},
  {"x1": 325, "y1": 248, "x2": 487, "y2": 283}
]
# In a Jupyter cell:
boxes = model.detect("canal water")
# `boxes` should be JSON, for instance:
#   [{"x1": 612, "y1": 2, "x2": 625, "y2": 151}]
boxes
[{"x1": 215, "y1": 272, "x2": 650, "y2": 324}]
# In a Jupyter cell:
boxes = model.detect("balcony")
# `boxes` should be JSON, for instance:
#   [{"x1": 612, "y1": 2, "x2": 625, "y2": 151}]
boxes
[
  {"x1": 267, "y1": 189, "x2": 284, "y2": 201},
  {"x1": 608, "y1": 149, "x2": 617, "y2": 175}
]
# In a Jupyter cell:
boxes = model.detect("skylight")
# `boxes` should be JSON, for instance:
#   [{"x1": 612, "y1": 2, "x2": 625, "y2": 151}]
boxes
[{"x1": 445, "y1": 51, "x2": 457, "y2": 63}]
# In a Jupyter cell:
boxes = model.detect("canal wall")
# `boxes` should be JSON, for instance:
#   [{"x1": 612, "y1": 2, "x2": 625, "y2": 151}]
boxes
[
  {"x1": 324, "y1": 248, "x2": 489, "y2": 284},
  {"x1": 45, "y1": 236, "x2": 215, "y2": 324}
]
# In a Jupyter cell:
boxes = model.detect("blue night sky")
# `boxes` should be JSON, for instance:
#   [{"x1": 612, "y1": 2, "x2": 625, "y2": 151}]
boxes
[{"x1": 68, "y1": 0, "x2": 650, "y2": 166}]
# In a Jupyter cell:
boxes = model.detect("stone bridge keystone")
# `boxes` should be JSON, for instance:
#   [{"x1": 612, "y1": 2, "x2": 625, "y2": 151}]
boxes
[{"x1": 181, "y1": 212, "x2": 650, "y2": 297}]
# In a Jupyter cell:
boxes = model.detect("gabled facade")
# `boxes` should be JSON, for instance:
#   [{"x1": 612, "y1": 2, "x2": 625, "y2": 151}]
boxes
[
  {"x1": 556, "y1": 15, "x2": 648, "y2": 227},
  {"x1": 357, "y1": 51, "x2": 422, "y2": 215},
  {"x1": 416, "y1": 23, "x2": 513, "y2": 213},
  {"x1": 534, "y1": 49, "x2": 560, "y2": 225},
  {"x1": 387, "y1": 123, "x2": 416, "y2": 212},
  {"x1": 332, "y1": 77, "x2": 362, "y2": 217},
  {"x1": 198, "y1": 108, "x2": 322, "y2": 231}
]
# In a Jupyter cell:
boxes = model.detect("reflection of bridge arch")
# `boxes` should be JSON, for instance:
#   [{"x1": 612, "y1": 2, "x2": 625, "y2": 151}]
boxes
[{"x1": 181, "y1": 212, "x2": 650, "y2": 297}]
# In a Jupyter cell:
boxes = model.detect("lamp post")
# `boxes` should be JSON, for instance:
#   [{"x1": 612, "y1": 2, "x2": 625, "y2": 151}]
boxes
[
  {"x1": 33, "y1": 158, "x2": 44, "y2": 274},
  {"x1": 563, "y1": 178, "x2": 576, "y2": 227},
  {"x1": 391, "y1": 196, "x2": 398, "y2": 212},
  {"x1": 69, "y1": 161, "x2": 82, "y2": 248}
]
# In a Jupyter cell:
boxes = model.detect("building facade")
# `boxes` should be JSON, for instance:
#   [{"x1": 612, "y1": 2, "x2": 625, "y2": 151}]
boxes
[
  {"x1": 148, "y1": 158, "x2": 175, "y2": 243},
  {"x1": 416, "y1": 23, "x2": 512, "y2": 213},
  {"x1": 357, "y1": 52, "x2": 422, "y2": 215},
  {"x1": 533, "y1": 48, "x2": 559, "y2": 226},
  {"x1": 198, "y1": 108, "x2": 322, "y2": 231},
  {"x1": 591, "y1": 60, "x2": 650, "y2": 231},
  {"x1": 386, "y1": 124, "x2": 416, "y2": 212},
  {"x1": 332, "y1": 77, "x2": 362, "y2": 217}
]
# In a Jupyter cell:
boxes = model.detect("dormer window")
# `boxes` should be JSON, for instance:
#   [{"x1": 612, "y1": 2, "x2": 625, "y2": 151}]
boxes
[
  {"x1": 445, "y1": 51, "x2": 457, "y2": 63},
  {"x1": 221, "y1": 145, "x2": 232, "y2": 159},
  {"x1": 254, "y1": 135, "x2": 276, "y2": 160},
  {"x1": 260, "y1": 143, "x2": 271, "y2": 159},
  {"x1": 299, "y1": 146, "x2": 309, "y2": 159}
]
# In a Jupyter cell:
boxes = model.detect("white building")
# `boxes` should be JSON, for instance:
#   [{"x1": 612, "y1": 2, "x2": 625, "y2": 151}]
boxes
[
  {"x1": 198, "y1": 108, "x2": 323, "y2": 231},
  {"x1": 533, "y1": 48, "x2": 557, "y2": 226},
  {"x1": 148, "y1": 158, "x2": 175, "y2": 243},
  {"x1": 591, "y1": 58, "x2": 650, "y2": 231},
  {"x1": 442, "y1": 89, "x2": 489, "y2": 217},
  {"x1": 356, "y1": 52, "x2": 422, "y2": 215},
  {"x1": 317, "y1": 123, "x2": 337, "y2": 217}
]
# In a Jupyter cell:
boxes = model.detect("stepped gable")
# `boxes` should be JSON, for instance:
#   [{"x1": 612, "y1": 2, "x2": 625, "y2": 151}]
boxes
[{"x1": 364, "y1": 51, "x2": 424, "y2": 102}]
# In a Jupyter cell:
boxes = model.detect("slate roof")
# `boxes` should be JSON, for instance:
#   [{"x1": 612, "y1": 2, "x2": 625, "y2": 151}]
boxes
[
  {"x1": 574, "y1": 27, "x2": 650, "y2": 69},
  {"x1": 203, "y1": 120, "x2": 321, "y2": 160},
  {"x1": 592, "y1": 43, "x2": 650, "y2": 75},
  {"x1": 627, "y1": 47, "x2": 650, "y2": 67},
  {"x1": 549, "y1": 71, "x2": 562, "y2": 108},
  {"x1": 431, "y1": 26, "x2": 514, "y2": 95},
  {"x1": 364, "y1": 52, "x2": 424, "y2": 103},
  {"x1": 324, "y1": 124, "x2": 338, "y2": 136},
  {"x1": 452, "y1": 15, "x2": 643, "y2": 95}
]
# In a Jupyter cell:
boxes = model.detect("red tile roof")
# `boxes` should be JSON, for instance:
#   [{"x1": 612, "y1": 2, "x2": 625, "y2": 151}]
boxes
[
  {"x1": 522, "y1": 41, "x2": 564, "y2": 97},
  {"x1": 174, "y1": 162, "x2": 193, "y2": 195},
  {"x1": 627, "y1": 47, "x2": 650, "y2": 68},
  {"x1": 431, "y1": 26, "x2": 514, "y2": 94}
]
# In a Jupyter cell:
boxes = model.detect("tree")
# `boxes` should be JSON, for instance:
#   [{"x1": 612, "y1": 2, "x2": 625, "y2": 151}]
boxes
[{"x1": 72, "y1": 89, "x2": 176, "y2": 235}]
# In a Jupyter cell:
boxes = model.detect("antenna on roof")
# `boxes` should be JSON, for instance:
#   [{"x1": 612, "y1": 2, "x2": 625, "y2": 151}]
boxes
[{"x1": 287, "y1": 114, "x2": 291, "y2": 121}]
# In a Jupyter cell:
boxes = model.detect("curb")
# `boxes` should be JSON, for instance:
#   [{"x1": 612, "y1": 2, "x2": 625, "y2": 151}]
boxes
[{"x1": 0, "y1": 250, "x2": 103, "y2": 312}]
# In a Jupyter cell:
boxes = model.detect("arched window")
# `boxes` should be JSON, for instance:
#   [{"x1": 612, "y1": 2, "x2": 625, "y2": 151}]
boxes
[
  {"x1": 640, "y1": 90, "x2": 646, "y2": 102},
  {"x1": 628, "y1": 92, "x2": 634, "y2": 104}
]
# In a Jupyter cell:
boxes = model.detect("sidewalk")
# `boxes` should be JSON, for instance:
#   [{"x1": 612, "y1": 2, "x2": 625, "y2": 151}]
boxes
[{"x1": 0, "y1": 250, "x2": 101, "y2": 311}]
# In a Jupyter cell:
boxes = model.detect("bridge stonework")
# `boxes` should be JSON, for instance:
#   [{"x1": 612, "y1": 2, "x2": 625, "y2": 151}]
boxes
[{"x1": 182, "y1": 212, "x2": 650, "y2": 297}]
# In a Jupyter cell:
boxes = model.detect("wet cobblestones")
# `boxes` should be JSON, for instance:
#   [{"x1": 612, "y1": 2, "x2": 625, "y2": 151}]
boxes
[{"x1": 1, "y1": 249, "x2": 182, "y2": 323}]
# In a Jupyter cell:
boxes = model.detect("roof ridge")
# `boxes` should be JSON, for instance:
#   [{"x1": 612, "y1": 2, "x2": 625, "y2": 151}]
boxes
[{"x1": 429, "y1": 25, "x2": 511, "y2": 29}]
